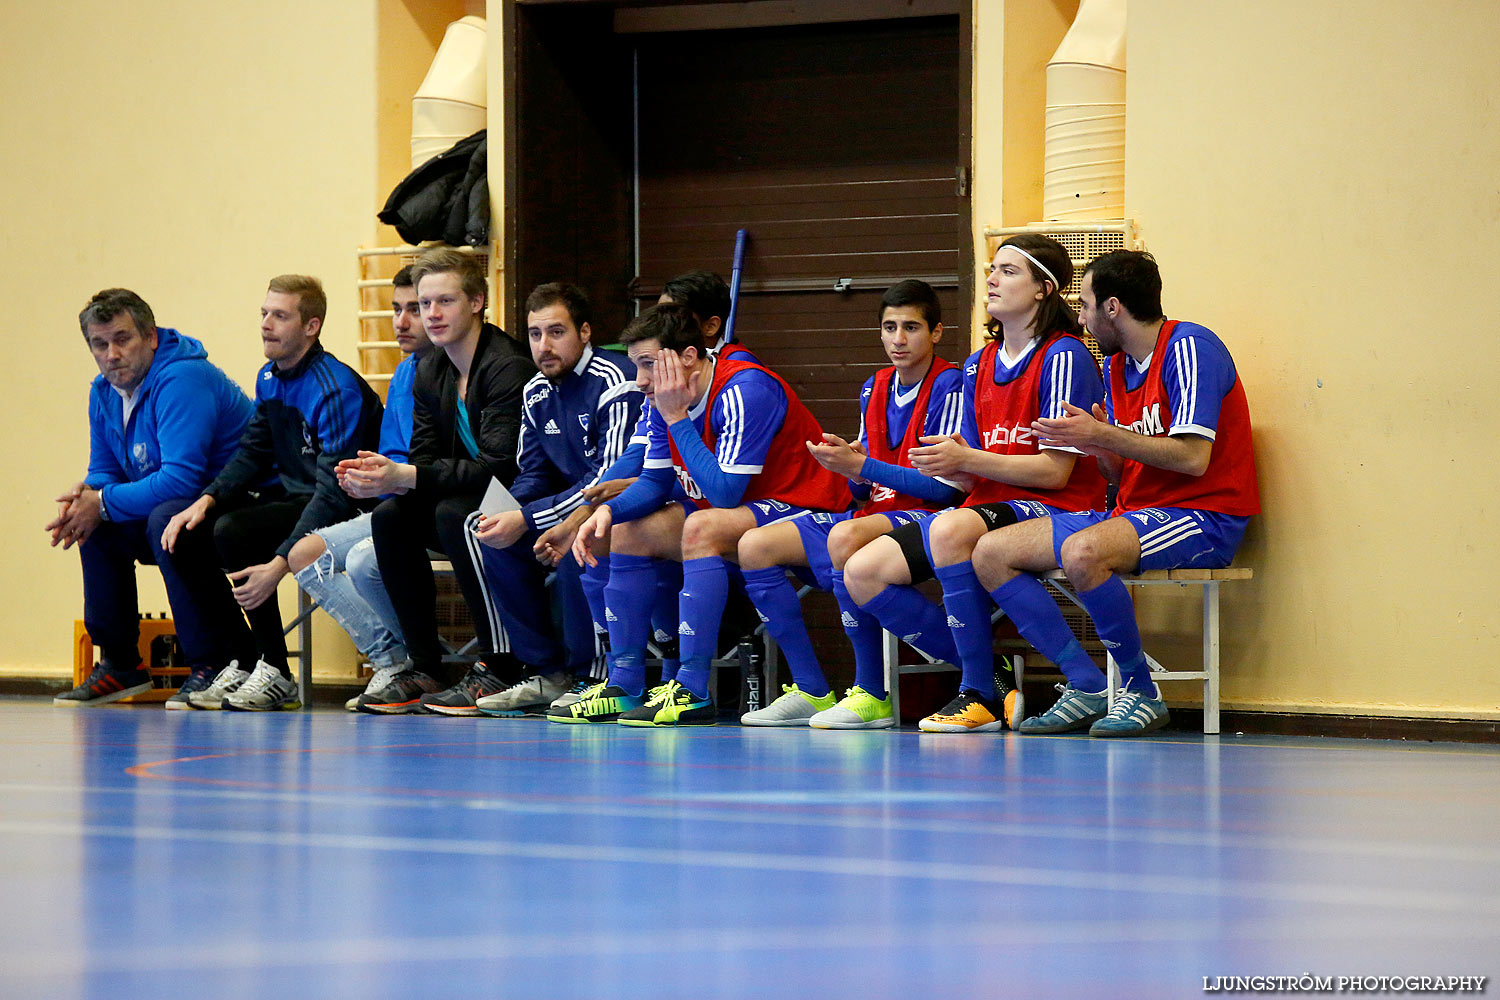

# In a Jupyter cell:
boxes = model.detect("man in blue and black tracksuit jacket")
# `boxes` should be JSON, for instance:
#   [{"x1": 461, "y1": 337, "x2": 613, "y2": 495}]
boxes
[
  {"x1": 470, "y1": 283, "x2": 644, "y2": 714},
  {"x1": 50, "y1": 289, "x2": 256, "y2": 708},
  {"x1": 162, "y1": 275, "x2": 382, "y2": 711}
]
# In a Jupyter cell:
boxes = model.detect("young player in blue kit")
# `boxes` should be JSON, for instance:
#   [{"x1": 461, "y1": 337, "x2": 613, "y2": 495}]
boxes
[
  {"x1": 733, "y1": 280, "x2": 967, "y2": 728},
  {"x1": 561, "y1": 304, "x2": 851, "y2": 726},
  {"x1": 565, "y1": 271, "x2": 749, "y2": 709},
  {"x1": 469, "y1": 283, "x2": 644, "y2": 714},
  {"x1": 842, "y1": 235, "x2": 1107, "y2": 733}
]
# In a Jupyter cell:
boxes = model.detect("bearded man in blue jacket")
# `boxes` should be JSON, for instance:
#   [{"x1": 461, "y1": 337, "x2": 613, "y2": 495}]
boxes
[{"x1": 50, "y1": 288, "x2": 256, "y2": 708}]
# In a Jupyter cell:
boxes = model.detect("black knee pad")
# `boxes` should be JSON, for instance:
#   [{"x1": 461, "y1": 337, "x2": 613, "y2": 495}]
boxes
[{"x1": 887, "y1": 519, "x2": 937, "y2": 586}]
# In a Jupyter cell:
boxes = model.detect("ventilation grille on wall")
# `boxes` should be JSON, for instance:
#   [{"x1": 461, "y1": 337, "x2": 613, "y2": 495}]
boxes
[{"x1": 982, "y1": 220, "x2": 1141, "y2": 363}]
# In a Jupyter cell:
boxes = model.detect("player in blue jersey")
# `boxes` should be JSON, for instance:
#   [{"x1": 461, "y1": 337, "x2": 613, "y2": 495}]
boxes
[
  {"x1": 562, "y1": 270, "x2": 743, "y2": 710},
  {"x1": 733, "y1": 280, "x2": 967, "y2": 728},
  {"x1": 283, "y1": 266, "x2": 433, "y2": 712},
  {"x1": 843, "y1": 235, "x2": 1106, "y2": 733},
  {"x1": 561, "y1": 304, "x2": 851, "y2": 727},
  {"x1": 468, "y1": 283, "x2": 644, "y2": 714},
  {"x1": 161, "y1": 275, "x2": 384, "y2": 711}
]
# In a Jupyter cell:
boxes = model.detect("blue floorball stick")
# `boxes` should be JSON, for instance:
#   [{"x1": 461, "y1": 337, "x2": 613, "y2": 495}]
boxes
[{"x1": 724, "y1": 228, "x2": 748, "y2": 344}]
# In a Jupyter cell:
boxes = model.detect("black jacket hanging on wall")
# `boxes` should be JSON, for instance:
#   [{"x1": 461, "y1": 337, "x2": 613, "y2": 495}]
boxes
[{"x1": 378, "y1": 129, "x2": 489, "y2": 246}]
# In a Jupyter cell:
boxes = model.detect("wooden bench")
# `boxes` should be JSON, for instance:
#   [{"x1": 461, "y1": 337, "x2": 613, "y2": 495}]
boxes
[{"x1": 882, "y1": 566, "x2": 1253, "y2": 734}]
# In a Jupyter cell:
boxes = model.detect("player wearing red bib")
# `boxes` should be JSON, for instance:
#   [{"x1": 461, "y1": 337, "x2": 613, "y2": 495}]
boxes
[
  {"x1": 734, "y1": 280, "x2": 966, "y2": 727},
  {"x1": 972, "y1": 249, "x2": 1259, "y2": 736},
  {"x1": 563, "y1": 304, "x2": 851, "y2": 726},
  {"x1": 842, "y1": 235, "x2": 1107, "y2": 732}
]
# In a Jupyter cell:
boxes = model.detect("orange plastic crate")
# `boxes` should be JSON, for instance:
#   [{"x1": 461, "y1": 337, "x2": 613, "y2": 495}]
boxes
[{"x1": 72, "y1": 617, "x2": 187, "y2": 703}]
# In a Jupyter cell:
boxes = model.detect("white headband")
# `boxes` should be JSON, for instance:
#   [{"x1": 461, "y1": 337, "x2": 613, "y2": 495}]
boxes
[{"x1": 1002, "y1": 244, "x2": 1062, "y2": 292}]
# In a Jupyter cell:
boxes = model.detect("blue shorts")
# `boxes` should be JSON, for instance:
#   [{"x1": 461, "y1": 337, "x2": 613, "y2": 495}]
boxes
[
  {"x1": 794, "y1": 508, "x2": 933, "y2": 589},
  {"x1": 1050, "y1": 507, "x2": 1250, "y2": 573},
  {"x1": 742, "y1": 498, "x2": 825, "y2": 528}
]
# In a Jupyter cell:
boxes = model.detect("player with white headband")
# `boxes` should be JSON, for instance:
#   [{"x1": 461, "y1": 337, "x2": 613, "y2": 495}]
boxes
[{"x1": 840, "y1": 234, "x2": 1107, "y2": 733}]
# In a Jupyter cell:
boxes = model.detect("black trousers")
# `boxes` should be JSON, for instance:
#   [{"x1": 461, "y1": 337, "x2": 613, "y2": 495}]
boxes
[
  {"x1": 371, "y1": 490, "x2": 498, "y2": 676},
  {"x1": 206, "y1": 496, "x2": 308, "y2": 672},
  {"x1": 80, "y1": 496, "x2": 254, "y2": 671}
]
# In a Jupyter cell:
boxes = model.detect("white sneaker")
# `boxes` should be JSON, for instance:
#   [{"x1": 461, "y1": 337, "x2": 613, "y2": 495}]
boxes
[
  {"x1": 740, "y1": 685, "x2": 838, "y2": 727},
  {"x1": 187, "y1": 661, "x2": 251, "y2": 710},
  {"x1": 476, "y1": 672, "x2": 574, "y2": 715},
  {"x1": 346, "y1": 664, "x2": 402, "y2": 712},
  {"x1": 223, "y1": 660, "x2": 302, "y2": 712}
]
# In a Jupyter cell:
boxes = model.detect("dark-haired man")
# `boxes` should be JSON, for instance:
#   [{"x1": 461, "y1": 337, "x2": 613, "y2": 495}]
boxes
[
  {"x1": 51, "y1": 289, "x2": 255, "y2": 707},
  {"x1": 971, "y1": 250, "x2": 1260, "y2": 737},
  {"x1": 468, "y1": 283, "x2": 643, "y2": 714},
  {"x1": 162, "y1": 275, "x2": 384, "y2": 711},
  {"x1": 562, "y1": 303, "x2": 850, "y2": 727},
  {"x1": 735, "y1": 279, "x2": 967, "y2": 727}
]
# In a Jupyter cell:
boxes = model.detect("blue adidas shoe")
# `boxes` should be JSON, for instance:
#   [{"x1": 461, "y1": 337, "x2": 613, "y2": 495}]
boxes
[
  {"x1": 1089, "y1": 682, "x2": 1170, "y2": 737},
  {"x1": 1015, "y1": 684, "x2": 1108, "y2": 734}
]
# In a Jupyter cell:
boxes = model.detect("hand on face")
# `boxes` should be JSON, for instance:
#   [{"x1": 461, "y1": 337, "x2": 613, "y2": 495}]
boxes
[{"x1": 651, "y1": 348, "x2": 698, "y2": 422}]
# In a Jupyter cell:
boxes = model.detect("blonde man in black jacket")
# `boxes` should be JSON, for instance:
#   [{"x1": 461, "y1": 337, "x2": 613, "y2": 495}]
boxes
[{"x1": 340, "y1": 248, "x2": 536, "y2": 714}]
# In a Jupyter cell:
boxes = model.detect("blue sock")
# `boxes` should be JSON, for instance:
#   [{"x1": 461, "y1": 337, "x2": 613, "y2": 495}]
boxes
[
  {"x1": 832, "y1": 570, "x2": 885, "y2": 698},
  {"x1": 860, "y1": 584, "x2": 958, "y2": 665},
  {"x1": 933, "y1": 561, "x2": 997, "y2": 700},
  {"x1": 651, "y1": 562, "x2": 682, "y2": 683},
  {"x1": 675, "y1": 556, "x2": 729, "y2": 699},
  {"x1": 580, "y1": 559, "x2": 611, "y2": 674},
  {"x1": 989, "y1": 575, "x2": 1106, "y2": 693},
  {"x1": 1075, "y1": 575, "x2": 1152, "y2": 691},
  {"x1": 743, "y1": 567, "x2": 828, "y2": 697},
  {"x1": 603, "y1": 553, "x2": 657, "y2": 697}
]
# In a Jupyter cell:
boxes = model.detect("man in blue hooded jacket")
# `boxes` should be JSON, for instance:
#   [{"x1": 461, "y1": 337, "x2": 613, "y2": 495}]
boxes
[{"x1": 50, "y1": 288, "x2": 257, "y2": 708}]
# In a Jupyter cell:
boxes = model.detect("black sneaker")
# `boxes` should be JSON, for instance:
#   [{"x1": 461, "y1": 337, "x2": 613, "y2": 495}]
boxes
[
  {"x1": 419, "y1": 664, "x2": 509, "y2": 717},
  {"x1": 165, "y1": 666, "x2": 220, "y2": 711},
  {"x1": 360, "y1": 669, "x2": 444, "y2": 714},
  {"x1": 917, "y1": 688, "x2": 1005, "y2": 733},
  {"x1": 545, "y1": 683, "x2": 645, "y2": 724},
  {"x1": 617, "y1": 680, "x2": 717, "y2": 727},
  {"x1": 993, "y1": 655, "x2": 1024, "y2": 729},
  {"x1": 54, "y1": 661, "x2": 152, "y2": 707}
]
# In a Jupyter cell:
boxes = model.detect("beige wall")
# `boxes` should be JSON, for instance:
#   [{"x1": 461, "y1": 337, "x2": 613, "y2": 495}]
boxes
[
  {"x1": 1097, "y1": 0, "x2": 1499, "y2": 717},
  {"x1": 0, "y1": 1, "x2": 384, "y2": 677},
  {"x1": 9, "y1": 0, "x2": 1500, "y2": 720},
  {"x1": 974, "y1": 0, "x2": 1500, "y2": 719}
]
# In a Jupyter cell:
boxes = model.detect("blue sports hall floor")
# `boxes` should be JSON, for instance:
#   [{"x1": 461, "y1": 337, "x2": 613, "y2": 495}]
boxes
[{"x1": 2, "y1": 698, "x2": 1497, "y2": 1000}]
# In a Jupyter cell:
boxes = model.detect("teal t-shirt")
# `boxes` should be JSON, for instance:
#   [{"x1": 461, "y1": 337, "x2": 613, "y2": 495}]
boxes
[{"x1": 454, "y1": 395, "x2": 481, "y2": 460}]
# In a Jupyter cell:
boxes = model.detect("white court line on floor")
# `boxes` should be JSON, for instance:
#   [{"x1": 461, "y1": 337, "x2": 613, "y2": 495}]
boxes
[
  {"x1": 3, "y1": 913, "x2": 1488, "y2": 980},
  {"x1": 5, "y1": 779, "x2": 1499, "y2": 865},
  {"x1": 1, "y1": 818, "x2": 1496, "y2": 918}
]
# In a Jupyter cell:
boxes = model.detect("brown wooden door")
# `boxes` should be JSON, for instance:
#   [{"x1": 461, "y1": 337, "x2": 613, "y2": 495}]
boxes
[{"x1": 634, "y1": 16, "x2": 969, "y2": 441}]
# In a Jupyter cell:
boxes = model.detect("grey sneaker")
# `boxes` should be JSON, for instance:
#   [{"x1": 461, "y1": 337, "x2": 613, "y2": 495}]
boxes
[
  {"x1": 187, "y1": 660, "x2": 251, "y2": 710},
  {"x1": 740, "y1": 684, "x2": 837, "y2": 727},
  {"x1": 1016, "y1": 683, "x2": 1109, "y2": 734},
  {"x1": 346, "y1": 664, "x2": 403, "y2": 712},
  {"x1": 222, "y1": 660, "x2": 302, "y2": 712},
  {"x1": 476, "y1": 672, "x2": 574, "y2": 716},
  {"x1": 165, "y1": 667, "x2": 220, "y2": 711},
  {"x1": 1089, "y1": 682, "x2": 1169, "y2": 737},
  {"x1": 549, "y1": 678, "x2": 593, "y2": 710}
]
